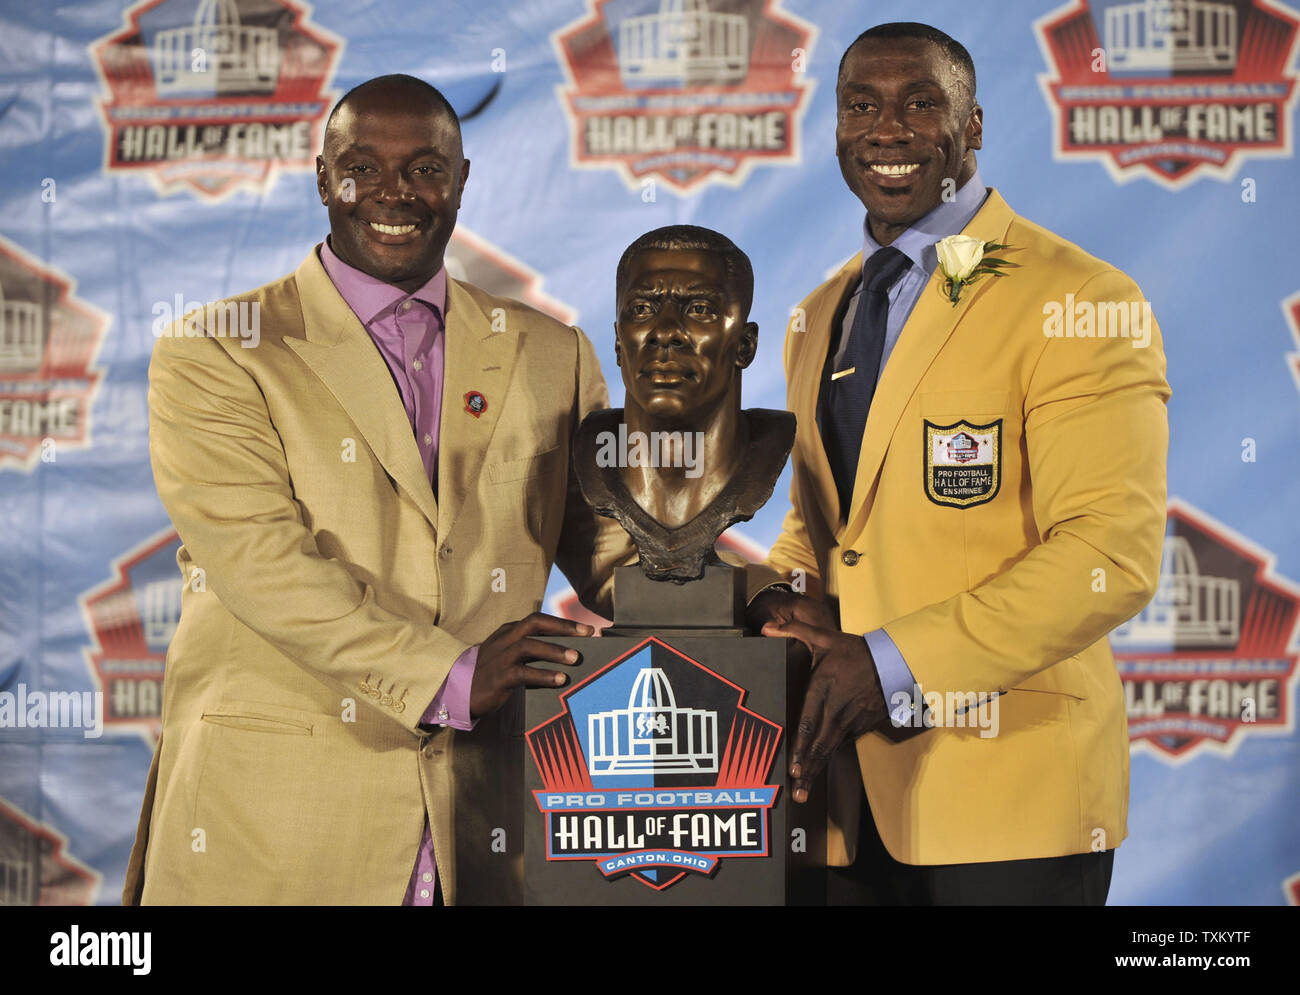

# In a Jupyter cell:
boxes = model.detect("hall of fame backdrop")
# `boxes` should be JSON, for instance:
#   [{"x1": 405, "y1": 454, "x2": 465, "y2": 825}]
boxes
[{"x1": 0, "y1": 0, "x2": 1296, "y2": 906}]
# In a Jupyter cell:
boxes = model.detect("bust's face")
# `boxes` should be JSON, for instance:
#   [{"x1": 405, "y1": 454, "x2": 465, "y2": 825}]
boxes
[{"x1": 615, "y1": 248, "x2": 756, "y2": 424}]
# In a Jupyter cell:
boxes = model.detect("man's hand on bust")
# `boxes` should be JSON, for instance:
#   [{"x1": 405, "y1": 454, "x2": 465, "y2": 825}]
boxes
[
  {"x1": 469, "y1": 613, "x2": 593, "y2": 718},
  {"x1": 745, "y1": 586, "x2": 837, "y2": 633},
  {"x1": 760, "y1": 616, "x2": 887, "y2": 803}
]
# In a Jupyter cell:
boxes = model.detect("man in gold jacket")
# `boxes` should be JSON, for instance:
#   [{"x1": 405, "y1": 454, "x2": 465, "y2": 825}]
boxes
[
  {"x1": 751, "y1": 24, "x2": 1169, "y2": 903},
  {"x1": 123, "y1": 75, "x2": 632, "y2": 905}
]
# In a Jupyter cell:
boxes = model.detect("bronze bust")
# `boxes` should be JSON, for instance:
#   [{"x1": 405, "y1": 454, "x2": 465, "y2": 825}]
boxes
[{"x1": 574, "y1": 226, "x2": 795, "y2": 582}]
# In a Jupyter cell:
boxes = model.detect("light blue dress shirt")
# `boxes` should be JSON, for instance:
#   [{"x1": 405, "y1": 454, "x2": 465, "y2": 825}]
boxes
[{"x1": 839, "y1": 170, "x2": 989, "y2": 726}]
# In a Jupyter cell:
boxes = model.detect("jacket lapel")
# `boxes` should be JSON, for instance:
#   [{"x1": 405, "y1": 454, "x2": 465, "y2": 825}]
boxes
[
  {"x1": 842, "y1": 189, "x2": 1016, "y2": 542},
  {"x1": 285, "y1": 249, "x2": 439, "y2": 532},
  {"x1": 434, "y1": 278, "x2": 519, "y2": 540},
  {"x1": 792, "y1": 258, "x2": 861, "y2": 537}
]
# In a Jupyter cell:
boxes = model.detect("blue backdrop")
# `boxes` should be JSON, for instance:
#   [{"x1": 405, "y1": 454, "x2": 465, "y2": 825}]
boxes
[{"x1": 0, "y1": 0, "x2": 1297, "y2": 905}]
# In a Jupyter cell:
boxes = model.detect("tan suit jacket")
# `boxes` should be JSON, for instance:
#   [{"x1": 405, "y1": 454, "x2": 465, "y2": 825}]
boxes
[
  {"x1": 766, "y1": 190, "x2": 1170, "y2": 866},
  {"x1": 123, "y1": 248, "x2": 633, "y2": 904}
]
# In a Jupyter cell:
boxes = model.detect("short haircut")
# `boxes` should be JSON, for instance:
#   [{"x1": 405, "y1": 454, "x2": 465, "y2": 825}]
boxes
[
  {"x1": 323, "y1": 74, "x2": 461, "y2": 150},
  {"x1": 616, "y1": 225, "x2": 754, "y2": 319},
  {"x1": 838, "y1": 22, "x2": 977, "y2": 105}
]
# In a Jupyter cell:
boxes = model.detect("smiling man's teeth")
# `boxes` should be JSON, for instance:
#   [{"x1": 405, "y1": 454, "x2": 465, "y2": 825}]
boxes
[
  {"x1": 369, "y1": 222, "x2": 417, "y2": 235},
  {"x1": 871, "y1": 163, "x2": 920, "y2": 176}
]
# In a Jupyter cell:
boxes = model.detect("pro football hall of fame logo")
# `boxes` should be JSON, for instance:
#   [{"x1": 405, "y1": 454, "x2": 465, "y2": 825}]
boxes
[
  {"x1": 0, "y1": 237, "x2": 108, "y2": 474},
  {"x1": 1110, "y1": 499, "x2": 1299, "y2": 762},
  {"x1": 527, "y1": 637, "x2": 782, "y2": 890},
  {"x1": 553, "y1": 0, "x2": 816, "y2": 194},
  {"x1": 79, "y1": 528, "x2": 186, "y2": 745},
  {"x1": 91, "y1": 0, "x2": 341, "y2": 199},
  {"x1": 1037, "y1": 0, "x2": 1299, "y2": 187}
]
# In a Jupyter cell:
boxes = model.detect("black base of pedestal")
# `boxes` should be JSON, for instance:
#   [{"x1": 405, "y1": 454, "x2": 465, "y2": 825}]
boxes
[
  {"x1": 612, "y1": 563, "x2": 746, "y2": 633},
  {"x1": 522, "y1": 634, "x2": 824, "y2": 905}
]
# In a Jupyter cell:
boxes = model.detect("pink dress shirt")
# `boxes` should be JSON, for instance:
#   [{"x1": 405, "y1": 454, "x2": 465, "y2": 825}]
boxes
[{"x1": 318, "y1": 239, "x2": 478, "y2": 906}]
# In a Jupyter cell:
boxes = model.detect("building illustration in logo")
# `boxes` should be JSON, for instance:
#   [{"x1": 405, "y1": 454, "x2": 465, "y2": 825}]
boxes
[
  {"x1": 1113, "y1": 536, "x2": 1241, "y2": 645},
  {"x1": 1110, "y1": 499, "x2": 1299, "y2": 761},
  {"x1": 0, "y1": 238, "x2": 108, "y2": 474},
  {"x1": 946, "y1": 431, "x2": 980, "y2": 464},
  {"x1": 0, "y1": 798, "x2": 99, "y2": 906},
  {"x1": 553, "y1": 0, "x2": 816, "y2": 194},
  {"x1": 619, "y1": 0, "x2": 749, "y2": 86},
  {"x1": 588, "y1": 667, "x2": 719, "y2": 774},
  {"x1": 153, "y1": 0, "x2": 281, "y2": 95},
  {"x1": 528, "y1": 637, "x2": 782, "y2": 889},
  {"x1": 92, "y1": 0, "x2": 342, "y2": 199},
  {"x1": 1106, "y1": 0, "x2": 1238, "y2": 70},
  {"x1": 0, "y1": 282, "x2": 43, "y2": 374},
  {"x1": 80, "y1": 528, "x2": 185, "y2": 744},
  {"x1": 1036, "y1": 0, "x2": 1299, "y2": 188}
]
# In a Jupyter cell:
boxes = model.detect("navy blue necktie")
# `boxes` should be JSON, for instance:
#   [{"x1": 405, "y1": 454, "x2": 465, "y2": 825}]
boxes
[{"x1": 818, "y1": 246, "x2": 911, "y2": 515}]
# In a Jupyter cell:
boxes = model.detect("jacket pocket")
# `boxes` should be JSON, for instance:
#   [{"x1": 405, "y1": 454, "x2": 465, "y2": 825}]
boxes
[
  {"x1": 1013, "y1": 655, "x2": 1088, "y2": 701},
  {"x1": 486, "y1": 446, "x2": 562, "y2": 484},
  {"x1": 200, "y1": 700, "x2": 316, "y2": 736},
  {"x1": 920, "y1": 390, "x2": 1010, "y2": 418}
]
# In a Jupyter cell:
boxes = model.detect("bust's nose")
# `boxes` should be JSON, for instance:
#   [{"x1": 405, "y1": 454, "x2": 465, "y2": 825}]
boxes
[{"x1": 646, "y1": 308, "x2": 689, "y2": 351}]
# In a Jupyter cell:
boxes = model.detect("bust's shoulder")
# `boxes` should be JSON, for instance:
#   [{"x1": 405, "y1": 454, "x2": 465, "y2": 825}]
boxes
[{"x1": 744, "y1": 408, "x2": 797, "y2": 449}]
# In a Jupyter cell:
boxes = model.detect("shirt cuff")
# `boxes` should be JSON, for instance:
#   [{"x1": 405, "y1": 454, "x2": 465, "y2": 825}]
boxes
[
  {"x1": 421, "y1": 645, "x2": 479, "y2": 731},
  {"x1": 864, "y1": 628, "x2": 922, "y2": 728}
]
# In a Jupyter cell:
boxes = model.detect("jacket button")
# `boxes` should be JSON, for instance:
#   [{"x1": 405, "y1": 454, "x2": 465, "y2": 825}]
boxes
[
  {"x1": 423, "y1": 743, "x2": 441, "y2": 759},
  {"x1": 842, "y1": 549, "x2": 860, "y2": 566}
]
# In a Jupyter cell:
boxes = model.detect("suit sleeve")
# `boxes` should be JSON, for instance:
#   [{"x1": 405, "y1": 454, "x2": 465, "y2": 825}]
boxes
[
  {"x1": 552, "y1": 326, "x2": 638, "y2": 620},
  {"x1": 148, "y1": 329, "x2": 469, "y2": 734},
  {"x1": 884, "y1": 268, "x2": 1170, "y2": 696}
]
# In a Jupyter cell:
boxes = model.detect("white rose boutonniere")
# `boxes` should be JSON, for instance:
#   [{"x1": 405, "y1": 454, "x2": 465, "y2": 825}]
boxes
[{"x1": 936, "y1": 234, "x2": 1017, "y2": 306}]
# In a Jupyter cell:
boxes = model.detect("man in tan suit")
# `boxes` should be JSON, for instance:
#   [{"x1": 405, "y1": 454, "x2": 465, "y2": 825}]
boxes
[{"x1": 123, "y1": 75, "x2": 632, "y2": 905}]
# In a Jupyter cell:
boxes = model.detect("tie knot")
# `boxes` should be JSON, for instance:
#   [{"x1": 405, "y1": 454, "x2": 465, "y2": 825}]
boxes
[{"x1": 862, "y1": 246, "x2": 910, "y2": 294}]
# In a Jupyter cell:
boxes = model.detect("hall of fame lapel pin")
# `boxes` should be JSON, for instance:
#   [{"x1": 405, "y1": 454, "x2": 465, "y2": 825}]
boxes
[{"x1": 464, "y1": 390, "x2": 487, "y2": 418}]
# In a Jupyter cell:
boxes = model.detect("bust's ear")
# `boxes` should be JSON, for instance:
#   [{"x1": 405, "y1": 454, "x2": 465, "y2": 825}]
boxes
[
  {"x1": 736, "y1": 322, "x2": 758, "y2": 369},
  {"x1": 614, "y1": 336, "x2": 623, "y2": 367}
]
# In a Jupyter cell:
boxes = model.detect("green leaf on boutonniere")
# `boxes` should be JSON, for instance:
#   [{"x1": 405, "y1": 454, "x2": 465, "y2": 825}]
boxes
[{"x1": 939, "y1": 239, "x2": 1018, "y2": 306}]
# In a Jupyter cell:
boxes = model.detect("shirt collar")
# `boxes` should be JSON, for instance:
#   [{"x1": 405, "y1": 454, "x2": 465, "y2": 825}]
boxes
[
  {"x1": 319, "y1": 237, "x2": 447, "y2": 325},
  {"x1": 861, "y1": 168, "x2": 988, "y2": 276}
]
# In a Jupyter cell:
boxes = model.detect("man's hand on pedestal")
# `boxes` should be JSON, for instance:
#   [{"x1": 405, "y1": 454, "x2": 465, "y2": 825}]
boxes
[
  {"x1": 469, "y1": 613, "x2": 594, "y2": 718},
  {"x1": 745, "y1": 587, "x2": 837, "y2": 633},
  {"x1": 760, "y1": 618, "x2": 886, "y2": 803}
]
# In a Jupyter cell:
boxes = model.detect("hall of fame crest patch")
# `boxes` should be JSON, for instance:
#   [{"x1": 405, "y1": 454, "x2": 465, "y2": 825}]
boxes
[{"x1": 923, "y1": 419, "x2": 1002, "y2": 508}]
